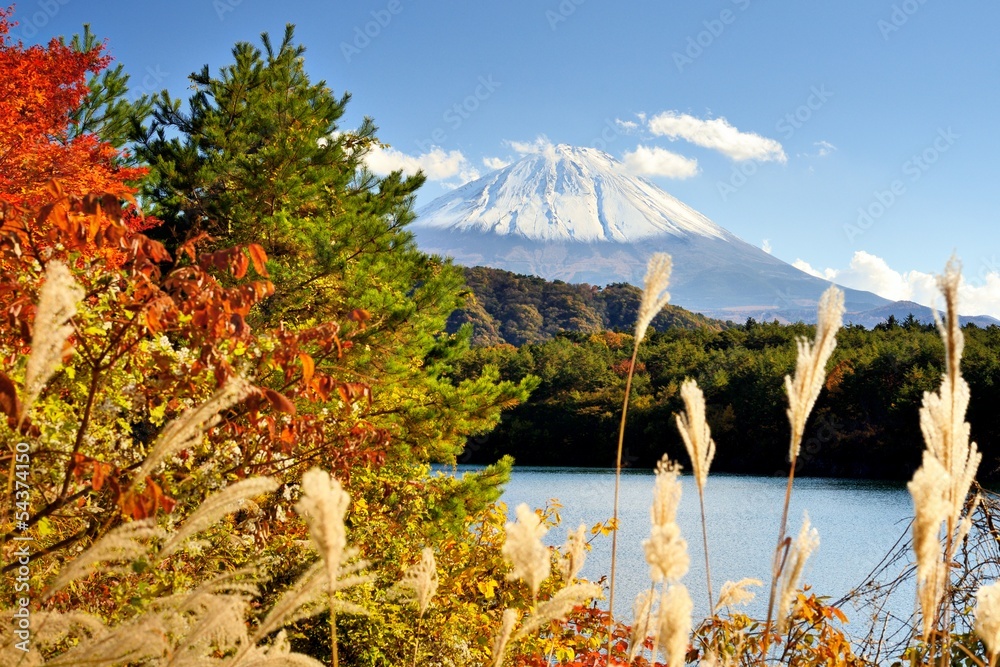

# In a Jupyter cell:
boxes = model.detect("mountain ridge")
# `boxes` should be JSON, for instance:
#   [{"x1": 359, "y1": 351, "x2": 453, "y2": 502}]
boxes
[{"x1": 413, "y1": 144, "x2": 897, "y2": 323}]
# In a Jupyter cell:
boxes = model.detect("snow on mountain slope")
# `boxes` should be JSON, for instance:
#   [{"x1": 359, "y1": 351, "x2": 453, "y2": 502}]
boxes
[
  {"x1": 413, "y1": 144, "x2": 894, "y2": 323},
  {"x1": 415, "y1": 144, "x2": 727, "y2": 242}
]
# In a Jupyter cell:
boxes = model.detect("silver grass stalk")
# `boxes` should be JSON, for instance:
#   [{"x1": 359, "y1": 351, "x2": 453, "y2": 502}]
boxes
[
  {"x1": 908, "y1": 452, "x2": 950, "y2": 640},
  {"x1": 159, "y1": 477, "x2": 278, "y2": 559},
  {"x1": 976, "y1": 581, "x2": 1000, "y2": 667},
  {"x1": 296, "y1": 468, "x2": 350, "y2": 586},
  {"x1": 513, "y1": 582, "x2": 603, "y2": 639},
  {"x1": 776, "y1": 514, "x2": 820, "y2": 634},
  {"x1": 676, "y1": 377, "x2": 716, "y2": 609},
  {"x1": 656, "y1": 584, "x2": 692, "y2": 667},
  {"x1": 628, "y1": 589, "x2": 658, "y2": 663},
  {"x1": 294, "y1": 468, "x2": 363, "y2": 667},
  {"x1": 643, "y1": 456, "x2": 689, "y2": 583},
  {"x1": 714, "y1": 578, "x2": 763, "y2": 612},
  {"x1": 22, "y1": 260, "x2": 84, "y2": 418},
  {"x1": 610, "y1": 252, "x2": 673, "y2": 650},
  {"x1": 765, "y1": 286, "x2": 842, "y2": 649},
  {"x1": 635, "y1": 253, "x2": 673, "y2": 344},
  {"x1": 395, "y1": 547, "x2": 439, "y2": 617},
  {"x1": 557, "y1": 524, "x2": 587, "y2": 586},
  {"x1": 45, "y1": 520, "x2": 164, "y2": 596},
  {"x1": 502, "y1": 503, "x2": 551, "y2": 601},
  {"x1": 676, "y1": 378, "x2": 715, "y2": 492},
  {"x1": 135, "y1": 376, "x2": 255, "y2": 483},
  {"x1": 491, "y1": 608, "x2": 519, "y2": 667},
  {"x1": 785, "y1": 286, "x2": 844, "y2": 462}
]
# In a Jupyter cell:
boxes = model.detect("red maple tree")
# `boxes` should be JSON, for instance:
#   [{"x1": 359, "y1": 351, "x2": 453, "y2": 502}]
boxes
[{"x1": 0, "y1": 5, "x2": 146, "y2": 210}]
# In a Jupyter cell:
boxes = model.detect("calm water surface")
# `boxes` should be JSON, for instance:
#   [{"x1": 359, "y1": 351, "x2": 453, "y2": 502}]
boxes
[{"x1": 497, "y1": 467, "x2": 915, "y2": 624}]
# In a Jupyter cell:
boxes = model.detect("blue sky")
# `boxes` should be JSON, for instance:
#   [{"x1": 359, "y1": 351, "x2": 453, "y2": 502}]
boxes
[{"x1": 16, "y1": 0, "x2": 1000, "y2": 315}]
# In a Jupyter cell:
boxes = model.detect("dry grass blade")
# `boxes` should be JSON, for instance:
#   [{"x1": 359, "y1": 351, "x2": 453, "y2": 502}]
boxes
[{"x1": 45, "y1": 520, "x2": 164, "y2": 597}]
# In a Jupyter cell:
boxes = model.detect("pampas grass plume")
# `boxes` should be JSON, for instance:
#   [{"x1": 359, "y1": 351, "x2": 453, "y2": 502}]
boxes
[
  {"x1": 656, "y1": 584, "x2": 692, "y2": 667},
  {"x1": 676, "y1": 378, "x2": 715, "y2": 492},
  {"x1": 776, "y1": 514, "x2": 819, "y2": 633},
  {"x1": 491, "y1": 608, "x2": 519, "y2": 667},
  {"x1": 502, "y1": 503, "x2": 551, "y2": 600},
  {"x1": 23, "y1": 260, "x2": 84, "y2": 416},
  {"x1": 635, "y1": 253, "x2": 672, "y2": 343},
  {"x1": 785, "y1": 286, "x2": 844, "y2": 461},
  {"x1": 715, "y1": 578, "x2": 762, "y2": 612},
  {"x1": 643, "y1": 456, "x2": 689, "y2": 583},
  {"x1": 396, "y1": 547, "x2": 439, "y2": 617},
  {"x1": 558, "y1": 524, "x2": 587, "y2": 585}
]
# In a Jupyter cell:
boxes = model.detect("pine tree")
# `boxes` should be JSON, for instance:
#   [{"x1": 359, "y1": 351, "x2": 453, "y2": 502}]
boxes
[{"x1": 132, "y1": 25, "x2": 532, "y2": 466}]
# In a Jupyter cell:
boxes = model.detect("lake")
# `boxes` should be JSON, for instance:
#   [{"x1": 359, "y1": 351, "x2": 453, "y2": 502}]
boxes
[{"x1": 497, "y1": 467, "x2": 917, "y2": 635}]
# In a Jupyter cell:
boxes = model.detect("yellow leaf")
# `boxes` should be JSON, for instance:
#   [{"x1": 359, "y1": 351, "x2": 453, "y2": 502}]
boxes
[
  {"x1": 37, "y1": 517, "x2": 54, "y2": 537},
  {"x1": 477, "y1": 578, "x2": 498, "y2": 599}
]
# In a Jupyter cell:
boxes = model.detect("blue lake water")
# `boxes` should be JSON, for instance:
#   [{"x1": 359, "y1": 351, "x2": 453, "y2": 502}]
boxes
[{"x1": 495, "y1": 467, "x2": 917, "y2": 632}]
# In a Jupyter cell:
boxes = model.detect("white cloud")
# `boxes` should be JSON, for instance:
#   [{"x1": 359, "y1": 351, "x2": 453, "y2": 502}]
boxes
[
  {"x1": 647, "y1": 111, "x2": 787, "y2": 163},
  {"x1": 366, "y1": 145, "x2": 480, "y2": 184},
  {"x1": 621, "y1": 145, "x2": 699, "y2": 179},
  {"x1": 483, "y1": 156, "x2": 510, "y2": 170},
  {"x1": 507, "y1": 136, "x2": 556, "y2": 156},
  {"x1": 762, "y1": 239, "x2": 772, "y2": 254},
  {"x1": 794, "y1": 251, "x2": 1000, "y2": 319},
  {"x1": 614, "y1": 118, "x2": 640, "y2": 133},
  {"x1": 814, "y1": 140, "x2": 837, "y2": 157}
]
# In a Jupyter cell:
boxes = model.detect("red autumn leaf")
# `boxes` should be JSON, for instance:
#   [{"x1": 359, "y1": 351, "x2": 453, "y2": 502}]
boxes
[
  {"x1": 262, "y1": 388, "x2": 296, "y2": 416},
  {"x1": 0, "y1": 371, "x2": 20, "y2": 423},
  {"x1": 246, "y1": 243, "x2": 269, "y2": 277},
  {"x1": 299, "y1": 353, "x2": 315, "y2": 386}
]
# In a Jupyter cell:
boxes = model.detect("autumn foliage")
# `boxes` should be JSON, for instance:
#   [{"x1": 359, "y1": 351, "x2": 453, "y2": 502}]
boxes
[{"x1": 0, "y1": 7, "x2": 146, "y2": 210}]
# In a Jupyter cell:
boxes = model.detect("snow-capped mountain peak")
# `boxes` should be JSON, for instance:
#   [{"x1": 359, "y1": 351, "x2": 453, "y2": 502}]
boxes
[{"x1": 415, "y1": 144, "x2": 727, "y2": 243}]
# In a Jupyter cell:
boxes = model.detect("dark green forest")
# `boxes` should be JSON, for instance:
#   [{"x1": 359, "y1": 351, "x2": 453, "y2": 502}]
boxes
[{"x1": 449, "y1": 268, "x2": 1000, "y2": 481}]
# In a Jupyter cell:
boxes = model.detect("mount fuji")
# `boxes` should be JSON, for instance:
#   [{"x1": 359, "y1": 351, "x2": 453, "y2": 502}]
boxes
[{"x1": 412, "y1": 144, "x2": 892, "y2": 323}]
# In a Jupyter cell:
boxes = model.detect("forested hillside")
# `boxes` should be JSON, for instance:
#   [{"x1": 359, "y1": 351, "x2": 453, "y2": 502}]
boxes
[
  {"x1": 453, "y1": 315, "x2": 1000, "y2": 481},
  {"x1": 447, "y1": 266, "x2": 725, "y2": 345}
]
